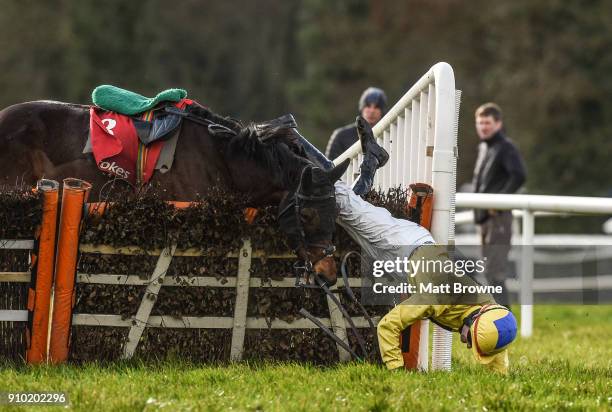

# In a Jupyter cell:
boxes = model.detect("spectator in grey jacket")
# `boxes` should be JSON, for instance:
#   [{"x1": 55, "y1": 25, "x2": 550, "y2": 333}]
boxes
[{"x1": 472, "y1": 103, "x2": 526, "y2": 306}]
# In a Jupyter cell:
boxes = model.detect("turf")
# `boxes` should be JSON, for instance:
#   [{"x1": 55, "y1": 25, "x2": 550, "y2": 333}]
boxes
[{"x1": 1, "y1": 305, "x2": 610, "y2": 411}]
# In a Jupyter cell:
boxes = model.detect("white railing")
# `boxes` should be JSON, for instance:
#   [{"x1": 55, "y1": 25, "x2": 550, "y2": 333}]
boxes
[
  {"x1": 456, "y1": 192, "x2": 612, "y2": 337},
  {"x1": 334, "y1": 62, "x2": 460, "y2": 371},
  {"x1": 0, "y1": 240, "x2": 33, "y2": 322}
]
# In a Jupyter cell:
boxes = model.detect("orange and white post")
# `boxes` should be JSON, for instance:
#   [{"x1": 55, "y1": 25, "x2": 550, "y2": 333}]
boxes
[
  {"x1": 26, "y1": 179, "x2": 60, "y2": 364},
  {"x1": 49, "y1": 178, "x2": 92, "y2": 364}
]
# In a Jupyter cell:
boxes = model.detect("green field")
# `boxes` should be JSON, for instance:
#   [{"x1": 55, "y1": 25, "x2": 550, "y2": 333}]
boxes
[{"x1": 1, "y1": 306, "x2": 610, "y2": 411}]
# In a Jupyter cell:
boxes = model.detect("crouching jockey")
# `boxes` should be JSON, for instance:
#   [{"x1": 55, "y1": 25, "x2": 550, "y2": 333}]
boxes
[
  {"x1": 377, "y1": 290, "x2": 517, "y2": 374},
  {"x1": 293, "y1": 116, "x2": 518, "y2": 374}
]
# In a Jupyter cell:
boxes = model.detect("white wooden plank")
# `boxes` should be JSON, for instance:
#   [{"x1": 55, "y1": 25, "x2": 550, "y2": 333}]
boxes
[
  {"x1": 325, "y1": 286, "x2": 351, "y2": 362},
  {"x1": 418, "y1": 320, "x2": 430, "y2": 371},
  {"x1": 418, "y1": 91, "x2": 429, "y2": 183},
  {"x1": 403, "y1": 108, "x2": 412, "y2": 186},
  {"x1": 0, "y1": 310, "x2": 28, "y2": 321},
  {"x1": 230, "y1": 239, "x2": 252, "y2": 361},
  {"x1": 0, "y1": 240, "x2": 34, "y2": 250},
  {"x1": 382, "y1": 130, "x2": 391, "y2": 190},
  {"x1": 122, "y1": 245, "x2": 176, "y2": 359},
  {"x1": 375, "y1": 135, "x2": 384, "y2": 188},
  {"x1": 410, "y1": 100, "x2": 420, "y2": 185},
  {"x1": 73, "y1": 314, "x2": 232, "y2": 328},
  {"x1": 425, "y1": 83, "x2": 436, "y2": 184},
  {"x1": 395, "y1": 118, "x2": 404, "y2": 187},
  {"x1": 389, "y1": 122, "x2": 398, "y2": 187},
  {"x1": 72, "y1": 314, "x2": 379, "y2": 329},
  {"x1": 77, "y1": 273, "x2": 237, "y2": 287},
  {"x1": 251, "y1": 316, "x2": 377, "y2": 329},
  {"x1": 76, "y1": 273, "x2": 363, "y2": 288},
  {"x1": 78, "y1": 243, "x2": 294, "y2": 259},
  {"x1": 0, "y1": 272, "x2": 31, "y2": 282}
]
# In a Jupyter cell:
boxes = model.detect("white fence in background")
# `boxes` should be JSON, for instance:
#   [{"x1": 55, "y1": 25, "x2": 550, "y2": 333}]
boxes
[
  {"x1": 455, "y1": 192, "x2": 612, "y2": 337},
  {"x1": 334, "y1": 62, "x2": 460, "y2": 371}
]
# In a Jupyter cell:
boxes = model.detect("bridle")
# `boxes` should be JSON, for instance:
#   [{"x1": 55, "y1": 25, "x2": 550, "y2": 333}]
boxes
[
  {"x1": 277, "y1": 186, "x2": 378, "y2": 362},
  {"x1": 277, "y1": 189, "x2": 336, "y2": 288}
]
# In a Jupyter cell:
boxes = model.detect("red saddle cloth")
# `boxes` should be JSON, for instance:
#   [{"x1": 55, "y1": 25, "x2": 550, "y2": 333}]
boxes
[{"x1": 90, "y1": 99, "x2": 192, "y2": 185}]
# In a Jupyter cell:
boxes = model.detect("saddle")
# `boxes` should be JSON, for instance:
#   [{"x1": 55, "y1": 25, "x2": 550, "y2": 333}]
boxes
[
  {"x1": 92, "y1": 85, "x2": 190, "y2": 145},
  {"x1": 92, "y1": 85, "x2": 187, "y2": 115},
  {"x1": 131, "y1": 104, "x2": 183, "y2": 145},
  {"x1": 86, "y1": 85, "x2": 196, "y2": 185}
]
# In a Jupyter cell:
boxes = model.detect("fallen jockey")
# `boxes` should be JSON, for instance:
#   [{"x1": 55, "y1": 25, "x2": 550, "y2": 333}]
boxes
[{"x1": 294, "y1": 116, "x2": 518, "y2": 374}]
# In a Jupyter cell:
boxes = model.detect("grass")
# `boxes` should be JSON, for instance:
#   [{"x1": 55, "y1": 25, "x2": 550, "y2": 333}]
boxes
[{"x1": 1, "y1": 305, "x2": 610, "y2": 411}]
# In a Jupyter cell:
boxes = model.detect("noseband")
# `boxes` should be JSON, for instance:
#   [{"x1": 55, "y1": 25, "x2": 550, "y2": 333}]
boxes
[{"x1": 278, "y1": 190, "x2": 336, "y2": 287}]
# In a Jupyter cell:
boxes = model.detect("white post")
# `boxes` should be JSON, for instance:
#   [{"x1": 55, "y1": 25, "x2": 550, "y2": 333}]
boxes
[
  {"x1": 123, "y1": 245, "x2": 176, "y2": 359},
  {"x1": 230, "y1": 239, "x2": 252, "y2": 361},
  {"x1": 325, "y1": 285, "x2": 351, "y2": 362},
  {"x1": 520, "y1": 209, "x2": 534, "y2": 337}
]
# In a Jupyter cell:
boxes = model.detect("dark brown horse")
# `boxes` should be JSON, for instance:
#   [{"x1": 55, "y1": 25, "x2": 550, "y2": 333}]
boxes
[{"x1": 0, "y1": 100, "x2": 349, "y2": 284}]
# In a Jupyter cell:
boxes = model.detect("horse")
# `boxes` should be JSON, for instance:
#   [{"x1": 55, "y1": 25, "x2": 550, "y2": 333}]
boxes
[{"x1": 0, "y1": 99, "x2": 350, "y2": 285}]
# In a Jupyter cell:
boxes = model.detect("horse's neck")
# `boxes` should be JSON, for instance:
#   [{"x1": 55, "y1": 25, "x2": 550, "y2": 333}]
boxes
[{"x1": 222, "y1": 144, "x2": 309, "y2": 207}]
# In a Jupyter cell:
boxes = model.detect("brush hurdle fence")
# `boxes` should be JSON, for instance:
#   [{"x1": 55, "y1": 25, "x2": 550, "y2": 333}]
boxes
[
  {"x1": 0, "y1": 179, "x2": 59, "y2": 364},
  {"x1": 70, "y1": 240, "x2": 376, "y2": 362},
  {"x1": 335, "y1": 62, "x2": 461, "y2": 371}
]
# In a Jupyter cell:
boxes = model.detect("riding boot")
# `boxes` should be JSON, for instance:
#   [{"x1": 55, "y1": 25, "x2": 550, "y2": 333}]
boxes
[
  {"x1": 356, "y1": 115, "x2": 389, "y2": 168},
  {"x1": 351, "y1": 153, "x2": 379, "y2": 196},
  {"x1": 351, "y1": 116, "x2": 390, "y2": 196},
  {"x1": 293, "y1": 130, "x2": 335, "y2": 171}
]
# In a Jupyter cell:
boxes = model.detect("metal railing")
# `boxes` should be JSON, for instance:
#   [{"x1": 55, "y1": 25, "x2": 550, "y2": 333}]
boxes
[{"x1": 456, "y1": 192, "x2": 612, "y2": 337}]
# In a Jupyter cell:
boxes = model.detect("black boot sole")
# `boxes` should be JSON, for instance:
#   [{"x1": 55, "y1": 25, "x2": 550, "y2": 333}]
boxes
[{"x1": 356, "y1": 116, "x2": 389, "y2": 168}]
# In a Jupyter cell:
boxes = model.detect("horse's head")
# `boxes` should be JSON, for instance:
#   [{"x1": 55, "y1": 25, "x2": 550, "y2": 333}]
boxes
[
  {"x1": 221, "y1": 116, "x2": 349, "y2": 285},
  {"x1": 277, "y1": 160, "x2": 349, "y2": 286}
]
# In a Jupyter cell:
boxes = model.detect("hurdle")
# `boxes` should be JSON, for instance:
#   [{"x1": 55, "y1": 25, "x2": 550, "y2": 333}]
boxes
[
  {"x1": 70, "y1": 241, "x2": 376, "y2": 362},
  {"x1": 49, "y1": 179, "x2": 92, "y2": 364},
  {"x1": 0, "y1": 179, "x2": 60, "y2": 364},
  {"x1": 41, "y1": 195, "x2": 380, "y2": 363},
  {"x1": 334, "y1": 62, "x2": 461, "y2": 371}
]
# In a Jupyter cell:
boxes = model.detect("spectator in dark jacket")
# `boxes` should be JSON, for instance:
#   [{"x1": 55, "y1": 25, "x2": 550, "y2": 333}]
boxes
[
  {"x1": 325, "y1": 87, "x2": 387, "y2": 160},
  {"x1": 472, "y1": 103, "x2": 526, "y2": 306}
]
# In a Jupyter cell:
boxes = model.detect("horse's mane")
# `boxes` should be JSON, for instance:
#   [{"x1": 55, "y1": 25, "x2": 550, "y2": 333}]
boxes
[
  {"x1": 228, "y1": 125, "x2": 312, "y2": 190},
  {"x1": 187, "y1": 102, "x2": 312, "y2": 190}
]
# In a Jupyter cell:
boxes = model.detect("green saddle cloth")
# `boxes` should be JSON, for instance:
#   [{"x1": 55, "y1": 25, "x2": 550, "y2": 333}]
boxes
[{"x1": 92, "y1": 85, "x2": 188, "y2": 115}]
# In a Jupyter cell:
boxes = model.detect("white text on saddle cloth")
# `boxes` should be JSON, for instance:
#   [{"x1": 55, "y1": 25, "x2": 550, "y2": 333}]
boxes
[
  {"x1": 98, "y1": 160, "x2": 130, "y2": 179},
  {"x1": 101, "y1": 118, "x2": 117, "y2": 135}
]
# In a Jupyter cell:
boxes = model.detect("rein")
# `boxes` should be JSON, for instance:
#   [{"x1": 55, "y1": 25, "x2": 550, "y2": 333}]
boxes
[
  {"x1": 278, "y1": 176, "x2": 376, "y2": 361},
  {"x1": 164, "y1": 106, "x2": 237, "y2": 136}
]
